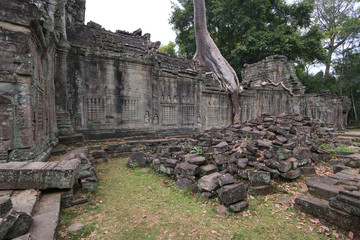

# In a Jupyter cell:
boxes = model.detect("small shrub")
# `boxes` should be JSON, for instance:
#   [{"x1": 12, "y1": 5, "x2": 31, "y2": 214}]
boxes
[{"x1": 190, "y1": 147, "x2": 204, "y2": 156}]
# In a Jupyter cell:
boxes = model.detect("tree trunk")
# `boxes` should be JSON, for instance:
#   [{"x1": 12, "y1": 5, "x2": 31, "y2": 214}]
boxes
[{"x1": 193, "y1": 0, "x2": 241, "y2": 124}]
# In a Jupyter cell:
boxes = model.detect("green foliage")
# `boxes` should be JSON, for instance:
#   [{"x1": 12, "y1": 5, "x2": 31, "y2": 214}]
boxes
[
  {"x1": 158, "y1": 41, "x2": 177, "y2": 56},
  {"x1": 170, "y1": 0, "x2": 325, "y2": 77},
  {"x1": 190, "y1": 146, "x2": 204, "y2": 156},
  {"x1": 320, "y1": 143, "x2": 356, "y2": 157}
]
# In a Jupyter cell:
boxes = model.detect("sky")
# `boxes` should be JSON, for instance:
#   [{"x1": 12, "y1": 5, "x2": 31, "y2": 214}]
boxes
[{"x1": 85, "y1": 0, "x2": 178, "y2": 45}]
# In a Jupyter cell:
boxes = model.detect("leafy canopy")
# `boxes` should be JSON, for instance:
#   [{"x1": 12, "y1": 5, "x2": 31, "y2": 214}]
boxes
[{"x1": 170, "y1": 0, "x2": 326, "y2": 76}]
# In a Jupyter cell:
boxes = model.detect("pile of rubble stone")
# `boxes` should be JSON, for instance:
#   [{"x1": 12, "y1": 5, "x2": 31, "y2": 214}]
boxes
[{"x1": 127, "y1": 113, "x2": 338, "y2": 212}]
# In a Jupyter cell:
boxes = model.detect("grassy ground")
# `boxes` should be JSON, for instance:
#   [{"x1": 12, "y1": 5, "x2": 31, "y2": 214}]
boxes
[{"x1": 59, "y1": 158, "x2": 339, "y2": 240}]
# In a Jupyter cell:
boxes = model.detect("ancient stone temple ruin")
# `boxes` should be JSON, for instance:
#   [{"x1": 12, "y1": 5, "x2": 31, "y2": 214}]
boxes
[
  {"x1": 0, "y1": 0, "x2": 350, "y2": 164},
  {"x1": 0, "y1": 1, "x2": 358, "y2": 239}
]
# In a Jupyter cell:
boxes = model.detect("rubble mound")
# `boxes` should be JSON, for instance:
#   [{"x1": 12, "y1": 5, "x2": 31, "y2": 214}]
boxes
[{"x1": 143, "y1": 113, "x2": 338, "y2": 211}]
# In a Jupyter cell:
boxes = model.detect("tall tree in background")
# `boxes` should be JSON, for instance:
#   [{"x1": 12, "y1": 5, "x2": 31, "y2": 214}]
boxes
[
  {"x1": 192, "y1": 0, "x2": 242, "y2": 123},
  {"x1": 311, "y1": 0, "x2": 360, "y2": 81},
  {"x1": 170, "y1": 0, "x2": 325, "y2": 77}
]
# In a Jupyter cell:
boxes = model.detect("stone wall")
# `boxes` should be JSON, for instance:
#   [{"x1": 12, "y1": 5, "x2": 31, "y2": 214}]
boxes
[
  {"x1": 59, "y1": 23, "x2": 232, "y2": 139},
  {"x1": 240, "y1": 55, "x2": 349, "y2": 129},
  {"x1": 0, "y1": 0, "x2": 61, "y2": 162},
  {"x1": 0, "y1": 0, "x2": 349, "y2": 162}
]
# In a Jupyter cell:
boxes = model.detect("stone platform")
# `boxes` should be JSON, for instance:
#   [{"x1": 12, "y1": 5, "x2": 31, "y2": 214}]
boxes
[{"x1": 295, "y1": 168, "x2": 360, "y2": 238}]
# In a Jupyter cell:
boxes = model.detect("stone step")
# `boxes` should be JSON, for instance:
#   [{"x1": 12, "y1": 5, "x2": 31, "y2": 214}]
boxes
[
  {"x1": 29, "y1": 192, "x2": 62, "y2": 240},
  {"x1": 0, "y1": 159, "x2": 80, "y2": 190},
  {"x1": 11, "y1": 189, "x2": 40, "y2": 215}
]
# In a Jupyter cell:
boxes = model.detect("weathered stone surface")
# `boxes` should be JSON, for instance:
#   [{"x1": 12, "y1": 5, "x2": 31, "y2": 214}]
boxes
[
  {"x1": 11, "y1": 189, "x2": 40, "y2": 215},
  {"x1": 280, "y1": 169, "x2": 301, "y2": 180},
  {"x1": 198, "y1": 172, "x2": 223, "y2": 192},
  {"x1": 293, "y1": 148, "x2": 312, "y2": 160},
  {"x1": 306, "y1": 177, "x2": 340, "y2": 199},
  {"x1": 176, "y1": 178, "x2": 193, "y2": 190},
  {"x1": 12, "y1": 234, "x2": 32, "y2": 240},
  {"x1": 51, "y1": 144, "x2": 67, "y2": 156},
  {"x1": 229, "y1": 201, "x2": 248, "y2": 212},
  {"x1": 217, "y1": 183, "x2": 247, "y2": 205},
  {"x1": 127, "y1": 152, "x2": 147, "y2": 168},
  {"x1": 250, "y1": 185, "x2": 274, "y2": 196},
  {"x1": 214, "y1": 141, "x2": 229, "y2": 154},
  {"x1": 67, "y1": 223, "x2": 85, "y2": 234},
  {"x1": 248, "y1": 171, "x2": 271, "y2": 186},
  {"x1": 175, "y1": 162, "x2": 199, "y2": 178},
  {"x1": 218, "y1": 174, "x2": 235, "y2": 186},
  {"x1": 29, "y1": 193, "x2": 61, "y2": 240},
  {"x1": 188, "y1": 156, "x2": 206, "y2": 166},
  {"x1": 215, "y1": 205, "x2": 228, "y2": 215},
  {"x1": 0, "y1": 160, "x2": 80, "y2": 190},
  {"x1": 343, "y1": 153, "x2": 360, "y2": 168},
  {"x1": 199, "y1": 164, "x2": 218, "y2": 176},
  {"x1": 0, "y1": 197, "x2": 12, "y2": 217},
  {"x1": 299, "y1": 166, "x2": 317, "y2": 176},
  {"x1": 257, "y1": 140, "x2": 272, "y2": 149},
  {"x1": 159, "y1": 165, "x2": 174, "y2": 175},
  {"x1": 0, "y1": 208, "x2": 33, "y2": 239}
]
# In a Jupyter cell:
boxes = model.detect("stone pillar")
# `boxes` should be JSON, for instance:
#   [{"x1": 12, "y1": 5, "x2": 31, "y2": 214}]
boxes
[{"x1": 55, "y1": 42, "x2": 74, "y2": 136}]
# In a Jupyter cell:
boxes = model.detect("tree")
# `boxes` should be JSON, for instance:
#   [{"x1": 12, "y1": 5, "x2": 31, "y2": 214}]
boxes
[
  {"x1": 311, "y1": 0, "x2": 360, "y2": 80},
  {"x1": 159, "y1": 41, "x2": 177, "y2": 56},
  {"x1": 170, "y1": 0, "x2": 326, "y2": 77},
  {"x1": 192, "y1": 0, "x2": 242, "y2": 123}
]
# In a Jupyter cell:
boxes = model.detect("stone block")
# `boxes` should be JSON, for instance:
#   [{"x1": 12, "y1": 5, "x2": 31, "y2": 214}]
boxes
[
  {"x1": 343, "y1": 153, "x2": 360, "y2": 168},
  {"x1": 229, "y1": 201, "x2": 248, "y2": 212},
  {"x1": 214, "y1": 141, "x2": 229, "y2": 154},
  {"x1": 219, "y1": 174, "x2": 235, "y2": 186},
  {"x1": 293, "y1": 147, "x2": 312, "y2": 160},
  {"x1": 306, "y1": 178, "x2": 340, "y2": 199},
  {"x1": 199, "y1": 164, "x2": 218, "y2": 176},
  {"x1": 0, "y1": 209, "x2": 32, "y2": 239},
  {"x1": 217, "y1": 183, "x2": 247, "y2": 205},
  {"x1": 176, "y1": 178, "x2": 193, "y2": 190},
  {"x1": 159, "y1": 165, "x2": 174, "y2": 175},
  {"x1": 0, "y1": 197, "x2": 12, "y2": 217},
  {"x1": 257, "y1": 140, "x2": 272, "y2": 149},
  {"x1": 198, "y1": 172, "x2": 223, "y2": 192},
  {"x1": 126, "y1": 152, "x2": 147, "y2": 168},
  {"x1": 237, "y1": 158, "x2": 248, "y2": 169},
  {"x1": 174, "y1": 162, "x2": 199, "y2": 178},
  {"x1": 280, "y1": 169, "x2": 301, "y2": 180},
  {"x1": 299, "y1": 166, "x2": 317, "y2": 177},
  {"x1": 0, "y1": 160, "x2": 80, "y2": 190},
  {"x1": 250, "y1": 185, "x2": 274, "y2": 196},
  {"x1": 11, "y1": 189, "x2": 40, "y2": 215},
  {"x1": 248, "y1": 171, "x2": 271, "y2": 186},
  {"x1": 163, "y1": 159, "x2": 178, "y2": 168},
  {"x1": 188, "y1": 156, "x2": 206, "y2": 166}
]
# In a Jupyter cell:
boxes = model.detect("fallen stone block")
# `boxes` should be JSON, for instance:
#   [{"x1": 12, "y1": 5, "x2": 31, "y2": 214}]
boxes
[
  {"x1": 299, "y1": 166, "x2": 317, "y2": 177},
  {"x1": 218, "y1": 174, "x2": 235, "y2": 186},
  {"x1": 217, "y1": 183, "x2": 247, "y2": 205},
  {"x1": 126, "y1": 152, "x2": 147, "y2": 168},
  {"x1": 280, "y1": 169, "x2": 301, "y2": 180},
  {"x1": 213, "y1": 141, "x2": 229, "y2": 154},
  {"x1": 11, "y1": 189, "x2": 40, "y2": 215},
  {"x1": 0, "y1": 208, "x2": 33, "y2": 239},
  {"x1": 29, "y1": 193, "x2": 61, "y2": 240},
  {"x1": 176, "y1": 178, "x2": 193, "y2": 190},
  {"x1": 333, "y1": 165, "x2": 348, "y2": 174},
  {"x1": 198, "y1": 172, "x2": 223, "y2": 192},
  {"x1": 250, "y1": 185, "x2": 274, "y2": 196},
  {"x1": 329, "y1": 195, "x2": 360, "y2": 217},
  {"x1": 159, "y1": 165, "x2": 174, "y2": 175},
  {"x1": 248, "y1": 171, "x2": 271, "y2": 186},
  {"x1": 343, "y1": 153, "x2": 360, "y2": 168},
  {"x1": 0, "y1": 196, "x2": 12, "y2": 217},
  {"x1": 229, "y1": 200, "x2": 248, "y2": 212},
  {"x1": 199, "y1": 164, "x2": 218, "y2": 176},
  {"x1": 174, "y1": 162, "x2": 199, "y2": 179},
  {"x1": 293, "y1": 147, "x2": 312, "y2": 160},
  {"x1": 163, "y1": 159, "x2": 178, "y2": 168},
  {"x1": 188, "y1": 156, "x2": 206, "y2": 166},
  {"x1": 0, "y1": 159, "x2": 80, "y2": 190}
]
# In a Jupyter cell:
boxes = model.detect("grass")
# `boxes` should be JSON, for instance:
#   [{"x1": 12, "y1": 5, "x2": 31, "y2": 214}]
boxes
[{"x1": 59, "y1": 157, "x2": 334, "y2": 240}]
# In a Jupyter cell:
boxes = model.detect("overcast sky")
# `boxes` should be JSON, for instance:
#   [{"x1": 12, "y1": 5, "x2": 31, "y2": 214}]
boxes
[{"x1": 85, "y1": 0, "x2": 178, "y2": 45}]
